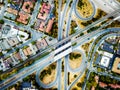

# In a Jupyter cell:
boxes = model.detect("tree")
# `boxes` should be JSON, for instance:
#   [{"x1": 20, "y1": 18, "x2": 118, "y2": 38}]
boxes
[
  {"x1": 78, "y1": 0, "x2": 84, "y2": 9},
  {"x1": 25, "y1": 4, "x2": 29, "y2": 9},
  {"x1": 72, "y1": 87, "x2": 77, "y2": 90},
  {"x1": 74, "y1": 74, "x2": 77, "y2": 78},
  {"x1": 50, "y1": 64, "x2": 56, "y2": 70},
  {"x1": 0, "y1": 19, "x2": 4, "y2": 24},
  {"x1": 47, "y1": 68, "x2": 51, "y2": 75},
  {"x1": 80, "y1": 33, "x2": 84, "y2": 36},
  {"x1": 77, "y1": 82, "x2": 82, "y2": 87},
  {"x1": 30, "y1": 25, "x2": 34, "y2": 28},
  {"x1": 30, "y1": 8, "x2": 34, "y2": 12}
]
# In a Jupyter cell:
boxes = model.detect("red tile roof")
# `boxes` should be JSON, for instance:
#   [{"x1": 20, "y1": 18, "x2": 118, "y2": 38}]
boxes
[
  {"x1": 109, "y1": 84, "x2": 120, "y2": 89},
  {"x1": 17, "y1": 12, "x2": 29, "y2": 24},
  {"x1": 46, "y1": 17, "x2": 54, "y2": 33},
  {"x1": 22, "y1": 1, "x2": 34, "y2": 13},
  {"x1": 99, "y1": 82, "x2": 107, "y2": 88}
]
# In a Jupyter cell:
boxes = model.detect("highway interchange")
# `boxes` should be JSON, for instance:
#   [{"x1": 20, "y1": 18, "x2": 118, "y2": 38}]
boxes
[{"x1": 0, "y1": 0, "x2": 120, "y2": 90}]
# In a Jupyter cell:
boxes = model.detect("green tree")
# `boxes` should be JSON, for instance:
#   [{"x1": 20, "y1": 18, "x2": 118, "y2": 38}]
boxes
[
  {"x1": 77, "y1": 82, "x2": 82, "y2": 87},
  {"x1": 0, "y1": 19, "x2": 4, "y2": 24}
]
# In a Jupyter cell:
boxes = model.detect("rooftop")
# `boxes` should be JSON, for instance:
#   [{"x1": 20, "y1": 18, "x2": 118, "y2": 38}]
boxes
[
  {"x1": 100, "y1": 55, "x2": 110, "y2": 68},
  {"x1": 36, "y1": 39, "x2": 48, "y2": 50},
  {"x1": 7, "y1": 37, "x2": 19, "y2": 47},
  {"x1": 40, "y1": 3, "x2": 51, "y2": 14},
  {"x1": 22, "y1": 1, "x2": 34, "y2": 13},
  {"x1": 17, "y1": 12, "x2": 30, "y2": 24},
  {"x1": 6, "y1": 7, "x2": 18, "y2": 15},
  {"x1": 37, "y1": 2, "x2": 51, "y2": 20},
  {"x1": 13, "y1": 52, "x2": 22, "y2": 60},
  {"x1": 101, "y1": 42, "x2": 114, "y2": 53},
  {"x1": 46, "y1": 17, "x2": 54, "y2": 33},
  {"x1": 37, "y1": 13, "x2": 47, "y2": 21},
  {"x1": 23, "y1": 47, "x2": 33, "y2": 56},
  {"x1": 99, "y1": 82, "x2": 107, "y2": 88},
  {"x1": 103, "y1": 51, "x2": 113, "y2": 58},
  {"x1": 39, "y1": 21, "x2": 45, "y2": 31}
]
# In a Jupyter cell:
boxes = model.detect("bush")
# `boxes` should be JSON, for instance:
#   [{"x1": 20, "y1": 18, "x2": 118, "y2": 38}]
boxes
[
  {"x1": 0, "y1": 19, "x2": 4, "y2": 24},
  {"x1": 77, "y1": 82, "x2": 82, "y2": 87}
]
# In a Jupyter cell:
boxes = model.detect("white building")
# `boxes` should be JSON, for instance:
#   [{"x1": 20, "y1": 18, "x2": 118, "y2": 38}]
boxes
[
  {"x1": 103, "y1": 51, "x2": 113, "y2": 58},
  {"x1": 100, "y1": 51, "x2": 113, "y2": 68},
  {"x1": 100, "y1": 56, "x2": 110, "y2": 67}
]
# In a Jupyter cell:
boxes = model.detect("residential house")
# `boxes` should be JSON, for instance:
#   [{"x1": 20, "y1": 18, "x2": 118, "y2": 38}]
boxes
[
  {"x1": 7, "y1": 37, "x2": 19, "y2": 47},
  {"x1": 17, "y1": 12, "x2": 30, "y2": 24},
  {"x1": 99, "y1": 82, "x2": 107, "y2": 88},
  {"x1": 36, "y1": 39, "x2": 48, "y2": 50},
  {"x1": 37, "y1": 3, "x2": 51, "y2": 20},
  {"x1": 22, "y1": 0, "x2": 34, "y2": 13},
  {"x1": 6, "y1": 57, "x2": 15, "y2": 66},
  {"x1": 32, "y1": 45, "x2": 38, "y2": 52},
  {"x1": 23, "y1": 47, "x2": 33, "y2": 56},
  {"x1": 6, "y1": 7, "x2": 18, "y2": 15},
  {"x1": 39, "y1": 21, "x2": 45, "y2": 31},
  {"x1": 109, "y1": 84, "x2": 120, "y2": 89},
  {"x1": 13, "y1": 52, "x2": 22, "y2": 60},
  {"x1": 19, "y1": 49, "x2": 27, "y2": 60},
  {"x1": 3, "y1": 60, "x2": 10, "y2": 70},
  {"x1": 38, "y1": 13, "x2": 47, "y2": 21},
  {"x1": 40, "y1": 3, "x2": 51, "y2": 14},
  {"x1": 46, "y1": 17, "x2": 54, "y2": 33}
]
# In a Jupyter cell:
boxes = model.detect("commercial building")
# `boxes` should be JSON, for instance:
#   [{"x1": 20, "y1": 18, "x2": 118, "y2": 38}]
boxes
[
  {"x1": 99, "y1": 52, "x2": 113, "y2": 68},
  {"x1": 101, "y1": 42, "x2": 114, "y2": 53},
  {"x1": 100, "y1": 56, "x2": 110, "y2": 68}
]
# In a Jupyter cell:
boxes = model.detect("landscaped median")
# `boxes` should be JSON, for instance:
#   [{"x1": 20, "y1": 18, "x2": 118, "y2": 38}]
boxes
[
  {"x1": 77, "y1": 0, "x2": 93, "y2": 18},
  {"x1": 69, "y1": 51, "x2": 82, "y2": 69},
  {"x1": 39, "y1": 63, "x2": 57, "y2": 85}
]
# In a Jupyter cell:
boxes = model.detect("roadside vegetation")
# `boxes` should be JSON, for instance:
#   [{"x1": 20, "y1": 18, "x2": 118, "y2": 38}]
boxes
[
  {"x1": 0, "y1": 19, "x2": 4, "y2": 24},
  {"x1": 86, "y1": 72, "x2": 120, "y2": 90},
  {"x1": 81, "y1": 39, "x2": 93, "y2": 56},
  {"x1": 7, "y1": 73, "x2": 44, "y2": 90},
  {"x1": 81, "y1": 9, "x2": 107, "y2": 27},
  {"x1": 77, "y1": 0, "x2": 93, "y2": 18},
  {"x1": 47, "y1": 0, "x2": 58, "y2": 38},
  {"x1": 73, "y1": 9, "x2": 107, "y2": 29},
  {"x1": 71, "y1": 69, "x2": 88, "y2": 90},
  {"x1": 69, "y1": 51, "x2": 82, "y2": 69},
  {"x1": 69, "y1": 20, "x2": 77, "y2": 35},
  {"x1": 39, "y1": 63, "x2": 56, "y2": 84},
  {"x1": 0, "y1": 52, "x2": 50, "y2": 81}
]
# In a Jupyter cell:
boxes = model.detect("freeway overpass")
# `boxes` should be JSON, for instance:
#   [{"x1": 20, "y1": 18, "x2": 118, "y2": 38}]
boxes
[
  {"x1": 0, "y1": 27, "x2": 120, "y2": 90},
  {"x1": 0, "y1": 8, "x2": 120, "y2": 89}
]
